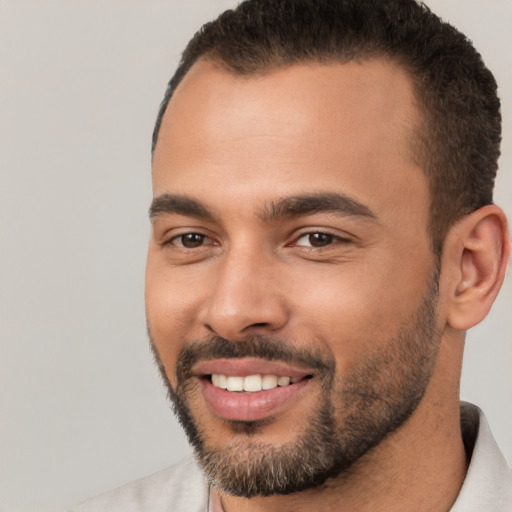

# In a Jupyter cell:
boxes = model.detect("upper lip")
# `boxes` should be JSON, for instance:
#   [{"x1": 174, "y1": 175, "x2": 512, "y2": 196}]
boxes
[{"x1": 193, "y1": 358, "x2": 314, "y2": 379}]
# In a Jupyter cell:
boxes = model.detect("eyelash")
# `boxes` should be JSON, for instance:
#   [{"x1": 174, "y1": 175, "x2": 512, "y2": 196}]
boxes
[
  {"x1": 290, "y1": 231, "x2": 350, "y2": 249},
  {"x1": 166, "y1": 232, "x2": 215, "y2": 249}
]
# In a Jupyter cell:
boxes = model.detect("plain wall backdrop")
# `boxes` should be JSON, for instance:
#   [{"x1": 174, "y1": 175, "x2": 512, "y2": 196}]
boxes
[{"x1": 0, "y1": 1, "x2": 510, "y2": 511}]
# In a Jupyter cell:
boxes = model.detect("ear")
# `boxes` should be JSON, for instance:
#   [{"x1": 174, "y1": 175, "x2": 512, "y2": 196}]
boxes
[{"x1": 443, "y1": 205, "x2": 510, "y2": 330}]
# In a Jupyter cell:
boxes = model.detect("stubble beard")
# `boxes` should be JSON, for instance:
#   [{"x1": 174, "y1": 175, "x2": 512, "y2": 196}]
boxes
[{"x1": 149, "y1": 271, "x2": 441, "y2": 498}]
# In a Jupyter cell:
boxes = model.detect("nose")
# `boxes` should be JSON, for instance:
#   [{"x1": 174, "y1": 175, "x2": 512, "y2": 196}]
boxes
[{"x1": 199, "y1": 247, "x2": 289, "y2": 340}]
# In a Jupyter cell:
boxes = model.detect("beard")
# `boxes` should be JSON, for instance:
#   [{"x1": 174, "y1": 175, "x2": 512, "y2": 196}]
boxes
[{"x1": 149, "y1": 270, "x2": 441, "y2": 498}]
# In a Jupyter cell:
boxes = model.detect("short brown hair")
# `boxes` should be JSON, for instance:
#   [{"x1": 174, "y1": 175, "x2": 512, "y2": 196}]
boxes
[{"x1": 152, "y1": 0, "x2": 501, "y2": 255}]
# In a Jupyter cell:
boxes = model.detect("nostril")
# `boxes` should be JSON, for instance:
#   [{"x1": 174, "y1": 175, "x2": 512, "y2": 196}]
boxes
[{"x1": 205, "y1": 324, "x2": 216, "y2": 334}]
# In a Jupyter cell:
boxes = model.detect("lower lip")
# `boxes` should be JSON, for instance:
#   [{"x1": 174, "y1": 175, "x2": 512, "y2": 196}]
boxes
[{"x1": 200, "y1": 378, "x2": 311, "y2": 422}]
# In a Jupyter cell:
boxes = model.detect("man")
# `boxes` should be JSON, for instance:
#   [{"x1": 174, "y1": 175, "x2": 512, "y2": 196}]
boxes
[{"x1": 72, "y1": 0, "x2": 511, "y2": 510}]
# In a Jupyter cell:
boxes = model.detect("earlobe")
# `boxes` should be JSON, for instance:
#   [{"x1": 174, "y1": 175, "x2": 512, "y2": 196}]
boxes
[{"x1": 445, "y1": 205, "x2": 510, "y2": 331}]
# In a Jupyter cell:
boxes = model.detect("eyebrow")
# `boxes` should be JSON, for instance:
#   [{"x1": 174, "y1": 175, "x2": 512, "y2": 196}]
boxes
[
  {"x1": 149, "y1": 194, "x2": 217, "y2": 221},
  {"x1": 149, "y1": 192, "x2": 376, "y2": 223},
  {"x1": 260, "y1": 192, "x2": 376, "y2": 223}
]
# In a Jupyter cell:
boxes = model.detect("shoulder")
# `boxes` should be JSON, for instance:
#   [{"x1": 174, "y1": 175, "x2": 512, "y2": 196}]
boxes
[{"x1": 67, "y1": 458, "x2": 208, "y2": 512}]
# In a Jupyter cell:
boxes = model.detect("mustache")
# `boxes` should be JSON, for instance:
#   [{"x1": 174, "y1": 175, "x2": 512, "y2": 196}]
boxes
[{"x1": 176, "y1": 335, "x2": 335, "y2": 383}]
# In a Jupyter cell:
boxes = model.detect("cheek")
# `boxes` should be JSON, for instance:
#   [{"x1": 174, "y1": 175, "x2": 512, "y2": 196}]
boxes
[
  {"x1": 146, "y1": 249, "x2": 209, "y2": 324},
  {"x1": 289, "y1": 259, "x2": 430, "y2": 366},
  {"x1": 145, "y1": 260, "x2": 207, "y2": 383}
]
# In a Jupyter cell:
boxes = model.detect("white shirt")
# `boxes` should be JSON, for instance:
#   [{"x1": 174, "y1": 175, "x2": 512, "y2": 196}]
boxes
[
  {"x1": 451, "y1": 403, "x2": 512, "y2": 511},
  {"x1": 68, "y1": 403, "x2": 512, "y2": 512}
]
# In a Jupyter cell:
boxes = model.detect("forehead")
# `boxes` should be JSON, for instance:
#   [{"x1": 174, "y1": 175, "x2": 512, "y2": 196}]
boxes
[{"x1": 152, "y1": 59, "x2": 428, "y2": 226}]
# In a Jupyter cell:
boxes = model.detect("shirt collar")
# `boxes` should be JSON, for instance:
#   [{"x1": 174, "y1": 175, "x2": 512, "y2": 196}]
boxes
[{"x1": 450, "y1": 402, "x2": 512, "y2": 511}]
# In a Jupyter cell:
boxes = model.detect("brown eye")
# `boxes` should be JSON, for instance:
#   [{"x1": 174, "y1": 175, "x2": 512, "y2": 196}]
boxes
[
  {"x1": 295, "y1": 232, "x2": 336, "y2": 248},
  {"x1": 174, "y1": 233, "x2": 208, "y2": 248},
  {"x1": 308, "y1": 233, "x2": 333, "y2": 247}
]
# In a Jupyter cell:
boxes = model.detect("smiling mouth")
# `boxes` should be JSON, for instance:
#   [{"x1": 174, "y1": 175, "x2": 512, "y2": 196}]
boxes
[
  {"x1": 207, "y1": 373, "x2": 313, "y2": 392},
  {"x1": 194, "y1": 360, "x2": 317, "y2": 421}
]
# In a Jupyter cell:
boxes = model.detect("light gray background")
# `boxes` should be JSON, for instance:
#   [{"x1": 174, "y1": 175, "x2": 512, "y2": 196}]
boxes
[{"x1": 0, "y1": 1, "x2": 510, "y2": 511}]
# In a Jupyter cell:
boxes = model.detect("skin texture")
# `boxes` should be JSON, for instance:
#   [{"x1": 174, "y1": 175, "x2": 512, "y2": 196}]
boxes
[{"x1": 146, "y1": 60, "x2": 510, "y2": 511}]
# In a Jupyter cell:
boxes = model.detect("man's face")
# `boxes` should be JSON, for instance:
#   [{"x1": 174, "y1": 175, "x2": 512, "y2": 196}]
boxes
[{"x1": 146, "y1": 60, "x2": 441, "y2": 495}]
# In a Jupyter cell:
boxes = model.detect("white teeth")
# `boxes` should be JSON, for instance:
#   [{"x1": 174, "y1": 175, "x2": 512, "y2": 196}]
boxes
[
  {"x1": 211, "y1": 374, "x2": 301, "y2": 392},
  {"x1": 262, "y1": 375, "x2": 278, "y2": 390},
  {"x1": 226, "y1": 376, "x2": 244, "y2": 391},
  {"x1": 217, "y1": 374, "x2": 228, "y2": 389},
  {"x1": 243, "y1": 375, "x2": 262, "y2": 392},
  {"x1": 277, "y1": 376, "x2": 290, "y2": 387}
]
